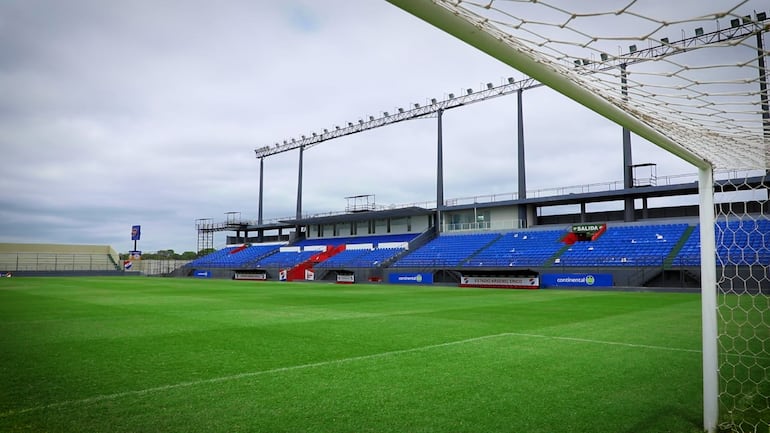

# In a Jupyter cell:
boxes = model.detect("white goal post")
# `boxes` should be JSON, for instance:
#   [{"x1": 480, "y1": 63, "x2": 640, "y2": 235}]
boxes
[{"x1": 386, "y1": 1, "x2": 769, "y2": 432}]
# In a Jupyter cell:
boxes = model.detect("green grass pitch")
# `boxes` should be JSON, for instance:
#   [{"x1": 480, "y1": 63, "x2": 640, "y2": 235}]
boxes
[{"x1": 0, "y1": 277, "x2": 709, "y2": 432}]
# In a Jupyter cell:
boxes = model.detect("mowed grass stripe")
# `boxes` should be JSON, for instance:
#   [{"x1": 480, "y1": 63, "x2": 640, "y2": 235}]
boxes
[
  {"x1": 0, "y1": 330, "x2": 700, "y2": 418},
  {"x1": 0, "y1": 277, "x2": 705, "y2": 433}
]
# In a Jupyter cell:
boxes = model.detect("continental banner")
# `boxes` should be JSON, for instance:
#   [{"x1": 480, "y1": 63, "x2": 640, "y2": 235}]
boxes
[
  {"x1": 388, "y1": 273, "x2": 433, "y2": 285},
  {"x1": 540, "y1": 273, "x2": 613, "y2": 287},
  {"x1": 460, "y1": 276, "x2": 539, "y2": 289}
]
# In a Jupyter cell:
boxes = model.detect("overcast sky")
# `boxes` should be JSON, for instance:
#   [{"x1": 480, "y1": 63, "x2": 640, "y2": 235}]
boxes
[{"x1": 1, "y1": 0, "x2": 741, "y2": 253}]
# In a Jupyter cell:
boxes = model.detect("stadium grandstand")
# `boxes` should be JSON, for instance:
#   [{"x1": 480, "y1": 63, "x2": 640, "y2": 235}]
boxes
[
  {"x1": 0, "y1": 243, "x2": 122, "y2": 276},
  {"x1": 186, "y1": 171, "x2": 769, "y2": 289}
]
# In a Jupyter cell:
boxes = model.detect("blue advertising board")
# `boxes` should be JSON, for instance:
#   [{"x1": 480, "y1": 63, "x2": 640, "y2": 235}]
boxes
[
  {"x1": 540, "y1": 273, "x2": 613, "y2": 288},
  {"x1": 131, "y1": 225, "x2": 141, "y2": 241},
  {"x1": 193, "y1": 270, "x2": 212, "y2": 278},
  {"x1": 388, "y1": 272, "x2": 434, "y2": 285}
]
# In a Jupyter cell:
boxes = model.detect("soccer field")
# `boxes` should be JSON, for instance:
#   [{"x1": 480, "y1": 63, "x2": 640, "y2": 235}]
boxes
[{"x1": 0, "y1": 277, "x2": 705, "y2": 432}]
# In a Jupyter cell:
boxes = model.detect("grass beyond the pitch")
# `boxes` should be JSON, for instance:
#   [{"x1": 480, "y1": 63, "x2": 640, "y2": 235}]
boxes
[{"x1": 0, "y1": 277, "x2": 705, "y2": 432}]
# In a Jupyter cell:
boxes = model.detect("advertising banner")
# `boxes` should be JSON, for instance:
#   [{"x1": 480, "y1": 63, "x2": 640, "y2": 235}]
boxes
[
  {"x1": 234, "y1": 272, "x2": 267, "y2": 280},
  {"x1": 459, "y1": 276, "x2": 539, "y2": 289},
  {"x1": 388, "y1": 273, "x2": 433, "y2": 285},
  {"x1": 194, "y1": 270, "x2": 211, "y2": 278},
  {"x1": 540, "y1": 273, "x2": 613, "y2": 288},
  {"x1": 336, "y1": 274, "x2": 355, "y2": 284},
  {"x1": 131, "y1": 225, "x2": 141, "y2": 241}
]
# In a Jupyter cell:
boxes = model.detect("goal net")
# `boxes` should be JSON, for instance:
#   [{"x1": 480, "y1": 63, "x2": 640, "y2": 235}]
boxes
[{"x1": 385, "y1": 1, "x2": 769, "y2": 432}]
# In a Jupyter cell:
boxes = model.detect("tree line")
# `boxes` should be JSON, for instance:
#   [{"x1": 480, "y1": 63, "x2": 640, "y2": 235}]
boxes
[{"x1": 118, "y1": 248, "x2": 216, "y2": 260}]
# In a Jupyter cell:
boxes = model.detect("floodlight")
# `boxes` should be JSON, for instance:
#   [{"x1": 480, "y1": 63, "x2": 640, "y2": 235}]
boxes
[
  {"x1": 398, "y1": 107, "x2": 404, "y2": 113},
  {"x1": 574, "y1": 59, "x2": 581, "y2": 66},
  {"x1": 369, "y1": 116, "x2": 374, "y2": 121},
  {"x1": 486, "y1": 82, "x2": 493, "y2": 89},
  {"x1": 628, "y1": 44, "x2": 637, "y2": 52},
  {"x1": 731, "y1": 18, "x2": 740, "y2": 27},
  {"x1": 467, "y1": 88, "x2": 473, "y2": 94},
  {"x1": 448, "y1": 93, "x2": 455, "y2": 99},
  {"x1": 600, "y1": 53, "x2": 608, "y2": 61},
  {"x1": 742, "y1": 15, "x2": 751, "y2": 24},
  {"x1": 383, "y1": 111, "x2": 389, "y2": 116},
  {"x1": 757, "y1": 12, "x2": 766, "y2": 21},
  {"x1": 660, "y1": 37, "x2": 669, "y2": 44},
  {"x1": 507, "y1": 77, "x2": 515, "y2": 84},
  {"x1": 695, "y1": 27, "x2": 704, "y2": 36},
  {"x1": 414, "y1": 103, "x2": 420, "y2": 108},
  {"x1": 431, "y1": 98, "x2": 437, "y2": 104}
]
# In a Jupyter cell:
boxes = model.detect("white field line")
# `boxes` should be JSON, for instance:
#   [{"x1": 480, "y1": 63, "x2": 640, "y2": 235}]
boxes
[
  {"x1": 0, "y1": 332, "x2": 701, "y2": 418},
  {"x1": 504, "y1": 332, "x2": 702, "y2": 353}
]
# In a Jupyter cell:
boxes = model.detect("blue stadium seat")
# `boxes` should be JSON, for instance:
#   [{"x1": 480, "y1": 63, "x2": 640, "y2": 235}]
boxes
[
  {"x1": 465, "y1": 230, "x2": 565, "y2": 267},
  {"x1": 186, "y1": 244, "x2": 281, "y2": 268},
  {"x1": 557, "y1": 224, "x2": 689, "y2": 267},
  {"x1": 673, "y1": 219, "x2": 770, "y2": 266},
  {"x1": 392, "y1": 233, "x2": 500, "y2": 268}
]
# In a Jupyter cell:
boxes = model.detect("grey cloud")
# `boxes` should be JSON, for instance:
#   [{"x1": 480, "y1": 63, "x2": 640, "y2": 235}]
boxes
[{"x1": 0, "y1": 0, "x2": 716, "y2": 252}]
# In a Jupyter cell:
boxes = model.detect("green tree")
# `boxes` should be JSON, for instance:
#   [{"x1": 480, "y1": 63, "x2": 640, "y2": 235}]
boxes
[
  {"x1": 197, "y1": 248, "x2": 216, "y2": 258},
  {"x1": 180, "y1": 251, "x2": 197, "y2": 260}
]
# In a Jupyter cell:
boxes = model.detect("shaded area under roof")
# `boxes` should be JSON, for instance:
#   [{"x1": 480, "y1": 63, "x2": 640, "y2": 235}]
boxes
[{"x1": 282, "y1": 206, "x2": 434, "y2": 226}]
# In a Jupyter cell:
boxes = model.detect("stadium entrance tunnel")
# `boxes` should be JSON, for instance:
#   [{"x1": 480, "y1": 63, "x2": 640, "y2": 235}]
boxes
[{"x1": 643, "y1": 269, "x2": 700, "y2": 288}]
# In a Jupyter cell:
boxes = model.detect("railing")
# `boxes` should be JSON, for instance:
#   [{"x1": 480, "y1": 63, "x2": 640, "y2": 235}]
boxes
[
  {"x1": 0, "y1": 253, "x2": 119, "y2": 272},
  {"x1": 139, "y1": 260, "x2": 192, "y2": 275},
  {"x1": 442, "y1": 219, "x2": 524, "y2": 232},
  {"x1": 199, "y1": 169, "x2": 766, "y2": 228}
]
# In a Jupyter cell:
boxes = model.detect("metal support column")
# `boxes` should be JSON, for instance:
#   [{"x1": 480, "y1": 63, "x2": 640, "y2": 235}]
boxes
[
  {"x1": 621, "y1": 64, "x2": 635, "y2": 222},
  {"x1": 296, "y1": 145, "x2": 304, "y2": 233},
  {"x1": 517, "y1": 88, "x2": 528, "y2": 228},
  {"x1": 436, "y1": 108, "x2": 445, "y2": 232},
  {"x1": 258, "y1": 157, "x2": 264, "y2": 226}
]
